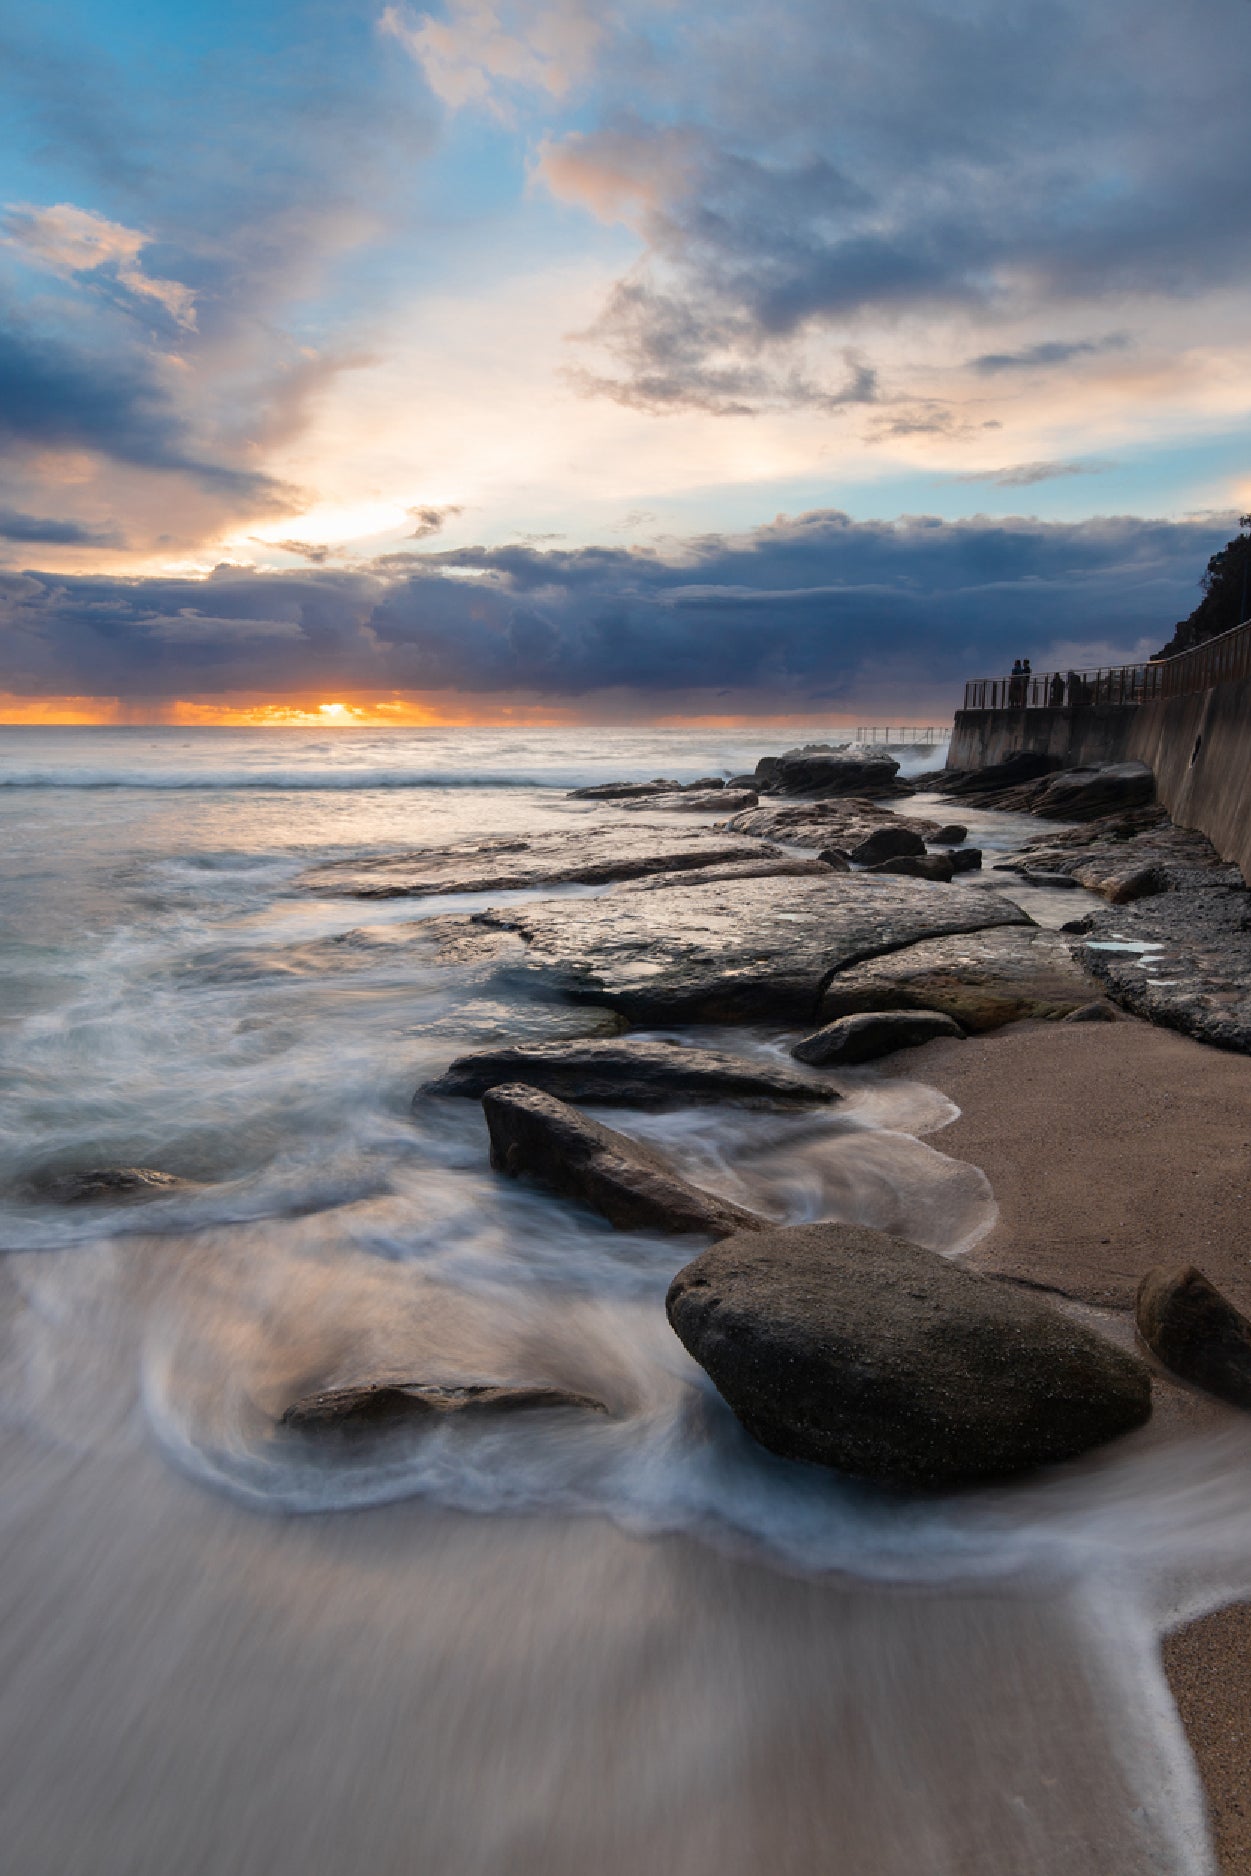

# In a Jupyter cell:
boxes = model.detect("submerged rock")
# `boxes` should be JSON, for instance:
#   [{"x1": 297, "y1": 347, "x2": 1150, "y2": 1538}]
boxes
[
  {"x1": 792, "y1": 1010, "x2": 964, "y2": 1066},
  {"x1": 460, "y1": 872, "x2": 1029, "y2": 1023},
  {"x1": 298, "y1": 826, "x2": 772, "y2": 898},
  {"x1": 817, "y1": 926, "x2": 1097, "y2": 1030},
  {"x1": 424, "y1": 1037, "x2": 838, "y2": 1107},
  {"x1": 1136, "y1": 1266, "x2": 1251, "y2": 1409},
  {"x1": 483, "y1": 1083, "x2": 766, "y2": 1237},
  {"x1": 865, "y1": 853, "x2": 954, "y2": 883},
  {"x1": 666, "y1": 1221, "x2": 1153, "y2": 1486},
  {"x1": 849, "y1": 825, "x2": 926, "y2": 865},
  {"x1": 282, "y1": 1380, "x2": 608, "y2": 1433},
  {"x1": 35, "y1": 1166, "x2": 189, "y2": 1203}
]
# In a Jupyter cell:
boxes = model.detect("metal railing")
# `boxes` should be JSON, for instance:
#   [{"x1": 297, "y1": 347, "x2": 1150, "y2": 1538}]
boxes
[
  {"x1": 962, "y1": 618, "x2": 1251, "y2": 712},
  {"x1": 852, "y1": 725, "x2": 948, "y2": 744}
]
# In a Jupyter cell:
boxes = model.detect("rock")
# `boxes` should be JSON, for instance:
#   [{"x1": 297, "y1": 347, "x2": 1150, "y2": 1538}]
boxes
[
  {"x1": 1080, "y1": 890, "x2": 1251, "y2": 1051},
  {"x1": 1031, "y1": 761, "x2": 1155, "y2": 822},
  {"x1": 613, "y1": 856, "x2": 836, "y2": 892},
  {"x1": 865, "y1": 853, "x2": 955, "y2": 883},
  {"x1": 818, "y1": 926, "x2": 1098, "y2": 1030},
  {"x1": 849, "y1": 825, "x2": 926, "y2": 865},
  {"x1": 282, "y1": 1380, "x2": 608, "y2": 1433},
  {"x1": 949, "y1": 847, "x2": 983, "y2": 874},
  {"x1": 791, "y1": 1010, "x2": 965, "y2": 1065},
  {"x1": 1021, "y1": 871, "x2": 1080, "y2": 890},
  {"x1": 937, "y1": 753, "x2": 1062, "y2": 801},
  {"x1": 682, "y1": 777, "x2": 724, "y2": 791},
  {"x1": 1136, "y1": 1266, "x2": 1251, "y2": 1409},
  {"x1": 726, "y1": 772, "x2": 757, "y2": 789},
  {"x1": 458, "y1": 873, "x2": 1029, "y2": 1023},
  {"x1": 298, "y1": 826, "x2": 774, "y2": 898},
  {"x1": 1062, "y1": 1000, "x2": 1122, "y2": 1023},
  {"x1": 483, "y1": 1084, "x2": 767, "y2": 1237},
  {"x1": 817, "y1": 849, "x2": 852, "y2": 872},
  {"x1": 423, "y1": 1038, "x2": 839, "y2": 1108},
  {"x1": 761, "y1": 744, "x2": 903, "y2": 799},
  {"x1": 35, "y1": 1166, "x2": 188, "y2": 1203},
  {"x1": 666, "y1": 1222, "x2": 1153, "y2": 1486},
  {"x1": 620, "y1": 788, "x2": 758, "y2": 813},
  {"x1": 568, "y1": 778, "x2": 683, "y2": 800},
  {"x1": 930, "y1": 824, "x2": 969, "y2": 845},
  {"x1": 1060, "y1": 915, "x2": 1095, "y2": 934},
  {"x1": 728, "y1": 798, "x2": 941, "y2": 851}
]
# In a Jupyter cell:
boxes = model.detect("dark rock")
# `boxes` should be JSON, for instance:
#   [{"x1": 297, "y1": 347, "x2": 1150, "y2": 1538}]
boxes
[
  {"x1": 865, "y1": 853, "x2": 955, "y2": 883},
  {"x1": 726, "y1": 772, "x2": 758, "y2": 789},
  {"x1": 1060, "y1": 915, "x2": 1096, "y2": 934},
  {"x1": 456, "y1": 873, "x2": 1029, "y2": 1022},
  {"x1": 1136, "y1": 1266, "x2": 1251, "y2": 1408},
  {"x1": 817, "y1": 849, "x2": 852, "y2": 872},
  {"x1": 620, "y1": 788, "x2": 758, "y2": 814},
  {"x1": 728, "y1": 798, "x2": 941, "y2": 851},
  {"x1": 423, "y1": 1038, "x2": 839, "y2": 1108},
  {"x1": 483, "y1": 1084, "x2": 767, "y2": 1236},
  {"x1": 282, "y1": 1380, "x2": 608, "y2": 1434},
  {"x1": 765, "y1": 744, "x2": 902, "y2": 799},
  {"x1": 35, "y1": 1166, "x2": 188, "y2": 1203},
  {"x1": 666, "y1": 1222, "x2": 1153, "y2": 1486},
  {"x1": 849, "y1": 825, "x2": 926, "y2": 865},
  {"x1": 298, "y1": 827, "x2": 774, "y2": 898},
  {"x1": 949, "y1": 848, "x2": 983, "y2": 874},
  {"x1": 1019, "y1": 808, "x2": 1240, "y2": 903},
  {"x1": 818, "y1": 926, "x2": 1098, "y2": 1030},
  {"x1": 1062, "y1": 1000, "x2": 1122, "y2": 1022},
  {"x1": 1080, "y1": 890, "x2": 1251, "y2": 1050},
  {"x1": 1021, "y1": 871, "x2": 1080, "y2": 890},
  {"x1": 682, "y1": 776, "x2": 724, "y2": 791},
  {"x1": 930, "y1": 824, "x2": 969, "y2": 845},
  {"x1": 1031, "y1": 761, "x2": 1155, "y2": 822},
  {"x1": 569, "y1": 778, "x2": 682, "y2": 800},
  {"x1": 938, "y1": 753, "x2": 1062, "y2": 800},
  {"x1": 792, "y1": 1010, "x2": 965, "y2": 1065}
]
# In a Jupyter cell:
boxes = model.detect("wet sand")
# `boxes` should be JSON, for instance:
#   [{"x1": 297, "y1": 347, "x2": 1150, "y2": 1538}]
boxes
[{"x1": 888, "y1": 1015, "x2": 1251, "y2": 1873}]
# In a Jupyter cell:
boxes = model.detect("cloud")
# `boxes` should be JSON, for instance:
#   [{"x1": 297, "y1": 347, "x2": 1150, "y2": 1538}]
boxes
[
  {"x1": 952, "y1": 460, "x2": 1115, "y2": 488},
  {"x1": 258, "y1": 539, "x2": 338, "y2": 563},
  {"x1": 407, "y1": 502, "x2": 464, "y2": 538},
  {"x1": 2, "y1": 201, "x2": 198, "y2": 329},
  {"x1": 969, "y1": 336, "x2": 1129, "y2": 375},
  {"x1": 1, "y1": 510, "x2": 1231, "y2": 710},
  {"x1": 0, "y1": 506, "x2": 118, "y2": 545},
  {"x1": 381, "y1": 1, "x2": 602, "y2": 113}
]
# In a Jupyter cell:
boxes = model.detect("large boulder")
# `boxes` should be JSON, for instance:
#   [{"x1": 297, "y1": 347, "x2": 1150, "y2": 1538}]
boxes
[
  {"x1": 423, "y1": 1038, "x2": 839, "y2": 1108},
  {"x1": 1136, "y1": 1266, "x2": 1251, "y2": 1408},
  {"x1": 818, "y1": 926, "x2": 1098, "y2": 1030},
  {"x1": 666, "y1": 1222, "x2": 1153, "y2": 1486},
  {"x1": 282, "y1": 1380, "x2": 608, "y2": 1434},
  {"x1": 849, "y1": 825, "x2": 926, "y2": 865},
  {"x1": 459, "y1": 873, "x2": 1030, "y2": 1023},
  {"x1": 482, "y1": 1084, "x2": 767, "y2": 1237},
  {"x1": 949, "y1": 847, "x2": 983, "y2": 874},
  {"x1": 298, "y1": 826, "x2": 774, "y2": 898},
  {"x1": 791, "y1": 1010, "x2": 964, "y2": 1066},
  {"x1": 760, "y1": 744, "x2": 903, "y2": 799}
]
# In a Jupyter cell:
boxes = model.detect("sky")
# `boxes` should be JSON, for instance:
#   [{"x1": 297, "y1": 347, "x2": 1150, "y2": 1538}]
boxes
[{"x1": 1, "y1": 0, "x2": 1250, "y2": 724}]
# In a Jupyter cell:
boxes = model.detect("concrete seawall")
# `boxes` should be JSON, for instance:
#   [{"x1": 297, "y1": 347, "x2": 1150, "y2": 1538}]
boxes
[
  {"x1": 1128, "y1": 679, "x2": 1251, "y2": 884},
  {"x1": 948, "y1": 684, "x2": 1251, "y2": 883}
]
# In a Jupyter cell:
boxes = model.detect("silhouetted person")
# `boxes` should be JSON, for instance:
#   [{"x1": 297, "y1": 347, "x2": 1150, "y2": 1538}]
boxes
[
  {"x1": 1049, "y1": 671, "x2": 1065, "y2": 706},
  {"x1": 1009, "y1": 658, "x2": 1024, "y2": 707}
]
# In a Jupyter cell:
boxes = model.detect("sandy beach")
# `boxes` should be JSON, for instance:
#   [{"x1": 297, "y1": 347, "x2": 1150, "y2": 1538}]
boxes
[{"x1": 887, "y1": 1016, "x2": 1251, "y2": 1873}]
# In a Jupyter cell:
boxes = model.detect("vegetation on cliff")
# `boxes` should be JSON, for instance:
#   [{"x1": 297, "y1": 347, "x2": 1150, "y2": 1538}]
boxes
[{"x1": 1157, "y1": 517, "x2": 1251, "y2": 656}]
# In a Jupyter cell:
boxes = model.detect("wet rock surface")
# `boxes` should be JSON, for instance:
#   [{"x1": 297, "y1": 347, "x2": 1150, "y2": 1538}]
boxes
[
  {"x1": 728, "y1": 798, "x2": 941, "y2": 850},
  {"x1": 866, "y1": 853, "x2": 955, "y2": 882},
  {"x1": 849, "y1": 825, "x2": 926, "y2": 865},
  {"x1": 298, "y1": 827, "x2": 773, "y2": 898},
  {"x1": 666, "y1": 1221, "x2": 1153, "y2": 1486},
  {"x1": 568, "y1": 778, "x2": 683, "y2": 800},
  {"x1": 818, "y1": 926, "x2": 1098, "y2": 1030},
  {"x1": 1081, "y1": 890, "x2": 1251, "y2": 1051},
  {"x1": 620, "y1": 788, "x2": 758, "y2": 813},
  {"x1": 1136, "y1": 1266, "x2": 1251, "y2": 1409},
  {"x1": 33, "y1": 1166, "x2": 189, "y2": 1203},
  {"x1": 483, "y1": 1083, "x2": 766, "y2": 1237},
  {"x1": 1006, "y1": 806, "x2": 1244, "y2": 904},
  {"x1": 757, "y1": 745, "x2": 905, "y2": 798},
  {"x1": 613, "y1": 856, "x2": 835, "y2": 892},
  {"x1": 424, "y1": 1037, "x2": 838, "y2": 1107},
  {"x1": 453, "y1": 873, "x2": 1029, "y2": 1022},
  {"x1": 930, "y1": 824, "x2": 969, "y2": 845},
  {"x1": 792, "y1": 1010, "x2": 965, "y2": 1066},
  {"x1": 949, "y1": 848, "x2": 983, "y2": 874},
  {"x1": 282, "y1": 1380, "x2": 608, "y2": 1433}
]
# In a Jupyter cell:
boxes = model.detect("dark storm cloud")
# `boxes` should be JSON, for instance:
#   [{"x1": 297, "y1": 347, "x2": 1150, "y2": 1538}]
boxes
[
  {"x1": 970, "y1": 338, "x2": 1130, "y2": 375},
  {"x1": 0, "y1": 506, "x2": 117, "y2": 545},
  {"x1": 0, "y1": 511, "x2": 1230, "y2": 706},
  {"x1": 552, "y1": 0, "x2": 1251, "y2": 411}
]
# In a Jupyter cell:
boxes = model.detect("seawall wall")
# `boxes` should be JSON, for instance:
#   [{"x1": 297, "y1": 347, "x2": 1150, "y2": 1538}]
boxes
[
  {"x1": 947, "y1": 705, "x2": 1138, "y2": 771},
  {"x1": 1127, "y1": 678, "x2": 1251, "y2": 884}
]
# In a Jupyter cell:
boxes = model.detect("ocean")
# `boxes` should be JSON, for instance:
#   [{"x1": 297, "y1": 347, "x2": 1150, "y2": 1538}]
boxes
[{"x1": 0, "y1": 723, "x2": 1237, "y2": 1874}]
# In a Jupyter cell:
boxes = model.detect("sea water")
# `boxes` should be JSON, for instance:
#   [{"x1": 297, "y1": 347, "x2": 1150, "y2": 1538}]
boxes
[{"x1": 0, "y1": 724, "x2": 1245, "y2": 1874}]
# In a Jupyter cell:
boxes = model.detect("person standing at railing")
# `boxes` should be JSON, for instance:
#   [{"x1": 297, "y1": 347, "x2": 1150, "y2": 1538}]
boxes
[
  {"x1": 1049, "y1": 672, "x2": 1065, "y2": 706},
  {"x1": 1008, "y1": 658, "x2": 1024, "y2": 707}
]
